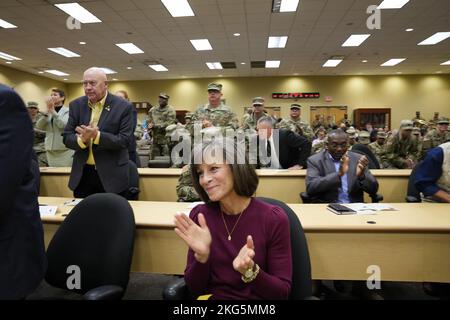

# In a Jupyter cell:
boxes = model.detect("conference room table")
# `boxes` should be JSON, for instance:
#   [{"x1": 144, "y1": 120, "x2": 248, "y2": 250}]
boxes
[
  {"x1": 39, "y1": 167, "x2": 411, "y2": 203},
  {"x1": 40, "y1": 197, "x2": 450, "y2": 283}
]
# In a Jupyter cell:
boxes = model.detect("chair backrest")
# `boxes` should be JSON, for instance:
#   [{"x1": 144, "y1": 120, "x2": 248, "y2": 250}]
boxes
[
  {"x1": 257, "y1": 197, "x2": 313, "y2": 300},
  {"x1": 349, "y1": 146, "x2": 380, "y2": 169},
  {"x1": 45, "y1": 193, "x2": 136, "y2": 295},
  {"x1": 127, "y1": 160, "x2": 140, "y2": 200},
  {"x1": 406, "y1": 161, "x2": 422, "y2": 202}
]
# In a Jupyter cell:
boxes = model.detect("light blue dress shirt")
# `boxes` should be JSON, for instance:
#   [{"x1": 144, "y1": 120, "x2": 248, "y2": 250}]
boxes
[{"x1": 328, "y1": 153, "x2": 350, "y2": 203}]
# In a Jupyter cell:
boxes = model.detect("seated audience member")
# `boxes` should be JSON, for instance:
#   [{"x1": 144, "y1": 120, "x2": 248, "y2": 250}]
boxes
[
  {"x1": 306, "y1": 129, "x2": 378, "y2": 203},
  {"x1": 415, "y1": 142, "x2": 450, "y2": 203},
  {"x1": 0, "y1": 84, "x2": 47, "y2": 299},
  {"x1": 176, "y1": 165, "x2": 201, "y2": 202},
  {"x1": 173, "y1": 138, "x2": 292, "y2": 299},
  {"x1": 255, "y1": 116, "x2": 311, "y2": 169},
  {"x1": 305, "y1": 129, "x2": 381, "y2": 299},
  {"x1": 385, "y1": 120, "x2": 419, "y2": 169}
]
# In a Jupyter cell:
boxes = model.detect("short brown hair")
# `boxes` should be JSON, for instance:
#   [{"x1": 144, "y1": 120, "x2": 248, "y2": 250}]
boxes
[
  {"x1": 51, "y1": 88, "x2": 65, "y2": 103},
  {"x1": 190, "y1": 138, "x2": 259, "y2": 204},
  {"x1": 115, "y1": 90, "x2": 129, "y2": 101}
]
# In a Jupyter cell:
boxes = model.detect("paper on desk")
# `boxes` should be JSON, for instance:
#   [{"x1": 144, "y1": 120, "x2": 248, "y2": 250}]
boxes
[
  {"x1": 344, "y1": 203, "x2": 397, "y2": 212},
  {"x1": 39, "y1": 205, "x2": 57, "y2": 216}
]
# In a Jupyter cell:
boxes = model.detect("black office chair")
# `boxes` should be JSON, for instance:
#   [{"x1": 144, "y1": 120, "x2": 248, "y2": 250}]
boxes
[
  {"x1": 406, "y1": 161, "x2": 422, "y2": 202},
  {"x1": 350, "y1": 146, "x2": 380, "y2": 169},
  {"x1": 44, "y1": 193, "x2": 135, "y2": 300},
  {"x1": 125, "y1": 160, "x2": 140, "y2": 200},
  {"x1": 163, "y1": 197, "x2": 315, "y2": 300}
]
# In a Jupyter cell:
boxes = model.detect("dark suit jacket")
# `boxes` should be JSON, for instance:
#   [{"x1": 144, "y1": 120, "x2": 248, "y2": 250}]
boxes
[
  {"x1": 257, "y1": 129, "x2": 311, "y2": 169},
  {"x1": 306, "y1": 150, "x2": 379, "y2": 203},
  {"x1": 0, "y1": 84, "x2": 47, "y2": 299},
  {"x1": 63, "y1": 92, "x2": 133, "y2": 193}
]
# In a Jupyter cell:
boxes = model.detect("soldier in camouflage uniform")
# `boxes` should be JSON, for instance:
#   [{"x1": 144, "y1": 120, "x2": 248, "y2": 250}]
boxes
[
  {"x1": 357, "y1": 131, "x2": 371, "y2": 145},
  {"x1": 188, "y1": 83, "x2": 239, "y2": 137},
  {"x1": 241, "y1": 97, "x2": 268, "y2": 131},
  {"x1": 176, "y1": 165, "x2": 200, "y2": 202},
  {"x1": 422, "y1": 117, "x2": 450, "y2": 153},
  {"x1": 148, "y1": 93, "x2": 176, "y2": 159},
  {"x1": 346, "y1": 127, "x2": 357, "y2": 150},
  {"x1": 311, "y1": 114, "x2": 324, "y2": 130},
  {"x1": 368, "y1": 131, "x2": 390, "y2": 168},
  {"x1": 184, "y1": 112, "x2": 193, "y2": 126},
  {"x1": 27, "y1": 101, "x2": 48, "y2": 167},
  {"x1": 385, "y1": 120, "x2": 420, "y2": 169},
  {"x1": 412, "y1": 111, "x2": 426, "y2": 125},
  {"x1": 166, "y1": 123, "x2": 191, "y2": 168},
  {"x1": 428, "y1": 112, "x2": 440, "y2": 128},
  {"x1": 276, "y1": 104, "x2": 314, "y2": 140},
  {"x1": 311, "y1": 128, "x2": 327, "y2": 154}
]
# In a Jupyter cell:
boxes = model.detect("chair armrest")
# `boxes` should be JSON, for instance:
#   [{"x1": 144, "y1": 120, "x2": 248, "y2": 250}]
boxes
[
  {"x1": 83, "y1": 285, "x2": 124, "y2": 300},
  {"x1": 163, "y1": 278, "x2": 191, "y2": 300},
  {"x1": 370, "y1": 193, "x2": 383, "y2": 203},
  {"x1": 406, "y1": 195, "x2": 421, "y2": 203}
]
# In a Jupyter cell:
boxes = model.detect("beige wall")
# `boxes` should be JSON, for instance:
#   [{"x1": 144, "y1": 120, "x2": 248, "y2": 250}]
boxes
[
  {"x1": 0, "y1": 65, "x2": 66, "y2": 111},
  {"x1": 67, "y1": 74, "x2": 450, "y2": 127},
  {"x1": 2, "y1": 64, "x2": 448, "y2": 128}
]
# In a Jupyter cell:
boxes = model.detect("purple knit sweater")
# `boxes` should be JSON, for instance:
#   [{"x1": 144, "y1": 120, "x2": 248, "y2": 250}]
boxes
[{"x1": 184, "y1": 198, "x2": 292, "y2": 300}]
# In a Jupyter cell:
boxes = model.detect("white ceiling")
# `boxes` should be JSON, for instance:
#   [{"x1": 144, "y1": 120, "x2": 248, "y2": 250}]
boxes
[{"x1": 0, "y1": 0, "x2": 449, "y2": 82}]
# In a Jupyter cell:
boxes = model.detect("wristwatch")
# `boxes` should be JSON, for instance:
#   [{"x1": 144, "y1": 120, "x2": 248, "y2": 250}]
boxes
[{"x1": 241, "y1": 264, "x2": 260, "y2": 283}]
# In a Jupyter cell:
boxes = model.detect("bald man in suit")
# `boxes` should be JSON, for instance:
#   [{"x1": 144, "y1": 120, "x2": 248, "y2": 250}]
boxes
[{"x1": 0, "y1": 84, "x2": 47, "y2": 299}]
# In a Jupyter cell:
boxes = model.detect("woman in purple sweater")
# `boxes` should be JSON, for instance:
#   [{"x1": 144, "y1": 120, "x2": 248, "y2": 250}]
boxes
[{"x1": 174, "y1": 138, "x2": 292, "y2": 299}]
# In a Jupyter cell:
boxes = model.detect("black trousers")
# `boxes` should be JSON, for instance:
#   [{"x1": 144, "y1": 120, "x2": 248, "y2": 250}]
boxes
[{"x1": 74, "y1": 165, "x2": 128, "y2": 198}]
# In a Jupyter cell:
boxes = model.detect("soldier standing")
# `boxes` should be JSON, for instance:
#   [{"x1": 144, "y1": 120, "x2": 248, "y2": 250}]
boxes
[
  {"x1": 27, "y1": 101, "x2": 48, "y2": 167},
  {"x1": 189, "y1": 83, "x2": 239, "y2": 137},
  {"x1": 241, "y1": 97, "x2": 268, "y2": 131},
  {"x1": 276, "y1": 104, "x2": 314, "y2": 140},
  {"x1": 385, "y1": 120, "x2": 420, "y2": 169},
  {"x1": 422, "y1": 117, "x2": 450, "y2": 152},
  {"x1": 368, "y1": 131, "x2": 390, "y2": 168},
  {"x1": 148, "y1": 93, "x2": 176, "y2": 159}
]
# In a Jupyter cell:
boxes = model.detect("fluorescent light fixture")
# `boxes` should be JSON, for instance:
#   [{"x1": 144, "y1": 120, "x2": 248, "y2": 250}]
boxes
[
  {"x1": 161, "y1": 0, "x2": 194, "y2": 17},
  {"x1": 112, "y1": 78, "x2": 118, "y2": 81},
  {"x1": 126, "y1": 66, "x2": 133, "y2": 69},
  {"x1": 273, "y1": 0, "x2": 300, "y2": 12},
  {"x1": 48, "y1": 47, "x2": 80, "y2": 58},
  {"x1": 54, "y1": 2, "x2": 101, "y2": 23},
  {"x1": 440, "y1": 60, "x2": 450, "y2": 65},
  {"x1": 405, "y1": 28, "x2": 413, "y2": 32},
  {"x1": 268, "y1": 36, "x2": 288, "y2": 48},
  {"x1": 265, "y1": 60, "x2": 280, "y2": 68},
  {"x1": 362, "y1": 60, "x2": 368, "y2": 63},
  {"x1": 342, "y1": 34, "x2": 371, "y2": 47},
  {"x1": 323, "y1": 59, "x2": 343, "y2": 67},
  {"x1": 190, "y1": 39, "x2": 212, "y2": 51},
  {"x1": 418, "y1": 32, "x2": 450, "y2": 45},
  {"x1": 79, "y1": 41, "x2": 86, "y2": 45},
  {"x1": 98, "y1": 67, "x2": 117, "y2": 74},
  {"x1": 240, "y1": 62, "x2": 246, "y2": 65},
  {"x1": 206, "y1": 62, "x2": 223, "y2": 70},
  {"x1": 380, "y1": 58, "x2": 405, "y2": 66},
  {"x1": 5, "y1": 61, "x2": 12, "y2": 64},
  {"x1": 0, "y1": 18, "x2": 17, "y2": 28},
  {"x1": 377, "y1": 0, "x2": 409, "y2": 9},
  {"x1": 233, "y1": 33, "x2": 241, "y2": 37},
  {"x1": 0, "y1": 51, "x2": 22, "y2": 61},
  {"x1": 63, "y1": 78, "x2": 68, "y2": 81},
  {"x1": 38, "y1": 71, "x2": 44, "y2": 74},
  {"x1": 115, "y1": 43, "x2": 144, "y2": 54},
  {"x1": 149, "y1": 64, "x2": 168, "y2": 72},
  {"x1": 45, "y1": 69, "x2": 69, "y2": 76}
]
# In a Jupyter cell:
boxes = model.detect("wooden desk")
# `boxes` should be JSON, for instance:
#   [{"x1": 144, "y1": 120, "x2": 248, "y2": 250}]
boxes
[
  {"x1": 41, "y1": 197, "x2": 450, "y2": 283},
  {"x1": 39, "y1": 168, "x2": 411, "y2": 203}
]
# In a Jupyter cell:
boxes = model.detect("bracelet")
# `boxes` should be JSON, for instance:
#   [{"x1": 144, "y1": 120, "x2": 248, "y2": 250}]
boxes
[{"x1": 241, "y1": 264, "x2": 260, "y2": 283}]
